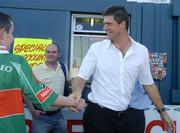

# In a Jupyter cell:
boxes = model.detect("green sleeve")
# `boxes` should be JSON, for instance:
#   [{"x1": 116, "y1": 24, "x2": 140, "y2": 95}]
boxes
[{"x1": 19, "y1": 57, "x2": 58, "y2": 111}]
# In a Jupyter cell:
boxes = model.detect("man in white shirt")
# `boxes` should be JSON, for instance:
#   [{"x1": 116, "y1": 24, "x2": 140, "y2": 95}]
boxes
[{"x1": 69, "y1": 5, "x2": 175, "y2": 133}]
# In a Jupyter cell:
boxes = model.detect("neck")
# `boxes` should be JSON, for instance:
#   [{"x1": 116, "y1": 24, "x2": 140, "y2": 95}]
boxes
[
  {"x1": 45, "y1": 61, "x2": 58, "y2": 70},
  {"x1": 0, "y1": 45, "x2": 7, "y2": 49},
  {"x1": 0, "y1": 45, "x2": 9, "y2": 54},
  {"x1": 113, "y1": 34, "x2": 131, "y2": 50}
]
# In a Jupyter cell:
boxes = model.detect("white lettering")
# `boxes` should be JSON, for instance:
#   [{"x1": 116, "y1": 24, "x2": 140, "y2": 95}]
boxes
[
  {"x1": 0, "y1": 65, "x2": 12, "y2": 72},
  {"x1": 40, "y1": 87, "x2": 51, "y2": 98}
]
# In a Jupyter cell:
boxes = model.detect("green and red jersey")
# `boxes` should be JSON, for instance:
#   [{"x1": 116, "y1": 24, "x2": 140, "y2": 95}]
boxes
[{"x1": 0, "y1": 53, "x2": 58, "y2": 133}]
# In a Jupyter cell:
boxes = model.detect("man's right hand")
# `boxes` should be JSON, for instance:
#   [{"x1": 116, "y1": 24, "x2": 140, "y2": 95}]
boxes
[
  {"x1": 68, "y1": 89, "x2": 83, "y2": 112},
  {"x1": 31, "y1": 109, "x2": 45, "y2": 118}
]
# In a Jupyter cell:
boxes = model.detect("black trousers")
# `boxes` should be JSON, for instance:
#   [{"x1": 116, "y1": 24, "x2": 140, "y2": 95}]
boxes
[{"x1": 83, "y1": 101, "x2": 145, "y2": 133}]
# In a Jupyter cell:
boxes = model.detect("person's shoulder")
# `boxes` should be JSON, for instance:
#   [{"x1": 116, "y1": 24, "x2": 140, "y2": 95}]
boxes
[
  {"x1": 32, "y1": 63, "x2": 44, "y2": 71},
  {"x1": 91, "y1": 39, "x2": 110, "y2": 49},
  {"x1": 132, "y1": 39, "x2": 148, "y2": 52},
  {"x1": 10, "y1": 53, "x2": 27, "y2": 62}
]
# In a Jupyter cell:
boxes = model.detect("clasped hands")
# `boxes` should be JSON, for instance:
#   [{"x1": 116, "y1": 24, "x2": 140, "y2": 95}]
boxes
[{"x1": 68, "y1": 89, "x2": 85, "y2": 112}]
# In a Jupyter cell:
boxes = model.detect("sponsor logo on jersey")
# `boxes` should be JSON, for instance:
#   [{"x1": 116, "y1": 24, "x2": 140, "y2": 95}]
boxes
[
  {"x1": 36, "y1": 86, "x2": 53, "y2": 103},
  {"x1": 0, "y1": 65, "x2": 12, "y2": 72}
]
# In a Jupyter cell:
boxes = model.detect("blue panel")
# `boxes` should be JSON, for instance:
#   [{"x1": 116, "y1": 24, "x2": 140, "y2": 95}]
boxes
[
  {"x1": 141, "y1": 4, "x2": 173, "y2": 104},
  {"x1": 141, "y1": 4, "x2": 156, "y2": 51},
  {"x1": 171, "y1": 0, "x2": 180, "y2": 103},
  {"x1": 172, "y1": 17, "x2": 180, "y2": 103},
  {"x1": 130, "y1": 3, "x2": 142, "y2": 41},
  {"x1": 0, "y1": 0, "x2": 128, "y2": 13},
  {"x1": 173, "y1": 3, "x2": 180, "y2": 16},
  {"x1": 158, "y1": 5, "x2": 173, "y2": 104},
  {"x1": 0, "y1": 8, "x2": 71, "y2": 66}
]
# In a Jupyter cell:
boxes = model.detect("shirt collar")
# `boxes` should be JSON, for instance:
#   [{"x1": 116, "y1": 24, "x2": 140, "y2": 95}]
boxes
[
  {"x1": 105, "y1": 36, "x2": 136, "y2": 49},
  {"x1": 0, "y1": 46, "x2": 9, "y2": 54},
  {"x1": 105, "y1": 37, "x2": 136, "y2": 58},
  {"x1": 105, "y1": 40, "x2": 113, "y2": 49},
  {"x1": 43, "y1": 62, "x2": 60, "y2": 71}
]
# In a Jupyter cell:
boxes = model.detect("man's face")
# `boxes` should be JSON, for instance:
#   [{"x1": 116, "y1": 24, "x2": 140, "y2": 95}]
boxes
[
  {"x1": 103, "y1": 15, "x2": 125, "y2": 41},
  {"x1": 45, "y1": 44, "x2": 59, "y2": 63},
  {"x1": 0, "y1": 21, "x2": 14, "y2": 49}
]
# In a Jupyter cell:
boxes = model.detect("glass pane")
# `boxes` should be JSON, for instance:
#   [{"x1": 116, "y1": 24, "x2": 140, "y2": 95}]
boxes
[
  {"x1": 75, "y1": 17, "x2": 104, "y2": 32},
  {"x1": 72, "y1": 35, "x2": 106, "y2": 77}
]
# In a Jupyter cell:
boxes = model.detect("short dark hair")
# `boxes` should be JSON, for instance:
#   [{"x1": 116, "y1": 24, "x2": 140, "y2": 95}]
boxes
[
  {"x1": 102, "y1": 6, "x2": 129, "y2": 31},
  {"x1": 0, "y1": 12, "x2": 12, "y2": 33}
]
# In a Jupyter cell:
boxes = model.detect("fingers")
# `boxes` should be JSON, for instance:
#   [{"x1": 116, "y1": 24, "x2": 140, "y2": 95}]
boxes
[
  {"x1": 75, "y1": 94, "x2": 81, "y2": 104},
  {"x1": 68, "y1": 90, "x2": 84, "y2": 112},
  {"x1": 32, "y1": 110, "x2": 44, "y2": 118},
  {"x1": 68, "y1": 98, "x2": 86, "y2": 112},
  {"x1": 39, "y1": 110, "x2": 45, "y2": 115},
  {"x1": 69, "y1": 90, "x2": 82, "y2": 104},
  {"x1": 168, "y1": 121, "x2": 176, "y2": 133},
  {"x1": 76, "y1": 99, "x2": 86, "y2": 110},
  {"x1": 164, "y1": 119, "x2": 176, "y2": 133},
  {"x1": 160, "y1": 111, "x2": 176, "y2": 133},
  {"x1": 69, "y1": 107, "x2": 79, "y2": 112}
]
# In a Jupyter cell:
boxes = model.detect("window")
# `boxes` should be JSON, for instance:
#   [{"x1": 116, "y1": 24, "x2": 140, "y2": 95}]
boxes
[{"x1": 70, "y1": 14, "x2": 106, "y2": 77}]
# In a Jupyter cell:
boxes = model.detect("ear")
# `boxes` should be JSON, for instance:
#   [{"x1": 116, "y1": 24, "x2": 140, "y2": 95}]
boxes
[
  {"x1": 0, "y1": 29, "x2": 3, "y2": 39},
  {"x1": 0, "y1": 28, "x2": 5, "y2": 39},
  {"x1": 120, "y1": 20, "x2": 126, "y2": 29}
]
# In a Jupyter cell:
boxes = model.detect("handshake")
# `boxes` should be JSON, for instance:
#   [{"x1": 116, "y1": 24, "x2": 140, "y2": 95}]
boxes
[
  {"x1": 68, "y1": 89, "x2": 85, "y2": 112},
  {"x1": 53, "y1": 89, "x2": 85, "y2": 112},
  {"x1": 54, "y1": 77, "x2": 87, "y2": 112}
]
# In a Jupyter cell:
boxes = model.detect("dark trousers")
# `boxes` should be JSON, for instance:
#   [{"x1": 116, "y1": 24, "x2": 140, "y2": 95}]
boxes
[{"x1": 83, "y1": 101, "x2": 145, "y2": 133}]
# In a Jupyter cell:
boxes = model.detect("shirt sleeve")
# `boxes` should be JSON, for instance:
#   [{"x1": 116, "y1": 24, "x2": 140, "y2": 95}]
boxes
[
  {"x1": 78, "y1": 44, "x2": 97, "y2": 80},
  {"x1": 19, "y1": 57, "x2": 58, "y2": 111},
  {"x1": 138, "y1": 48, "x2": 154, "y2": 85}
]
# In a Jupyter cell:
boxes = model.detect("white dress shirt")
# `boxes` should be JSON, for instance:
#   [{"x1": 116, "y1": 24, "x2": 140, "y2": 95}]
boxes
[{"x1": 78, "y1": 37, "x2": 153, "y2": 111}]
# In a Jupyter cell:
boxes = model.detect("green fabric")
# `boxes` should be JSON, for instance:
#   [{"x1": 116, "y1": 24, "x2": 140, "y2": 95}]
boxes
[
  {"x1": 0, "y1": 53, "x2": 58, "y2": 133},
  {"x1": 0, "y1": 115, "x2": 26, "y2": 133}
]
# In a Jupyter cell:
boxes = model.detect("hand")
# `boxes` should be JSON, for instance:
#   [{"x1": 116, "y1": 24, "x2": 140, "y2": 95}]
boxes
[
  {"x1": 31, "y1": 109, "x2": 45, "y2": 118},
  {"x1": 69, "y1": 89, "x2": 82, "y2": 103},
  {"x1": 68, "y1": 89, "x2": 82, "y2": 112},
  {"x1": 160, "y1": 111, "x2": 176, "y2": 133},
  {"x1": 74, "y1": 98, "x2": 86, "y2": 111}
]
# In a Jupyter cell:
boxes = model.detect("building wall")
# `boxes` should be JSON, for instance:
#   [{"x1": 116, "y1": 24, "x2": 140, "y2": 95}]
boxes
[{"x1": 0, "y1": 0, "x2": 179, "y2": 104}]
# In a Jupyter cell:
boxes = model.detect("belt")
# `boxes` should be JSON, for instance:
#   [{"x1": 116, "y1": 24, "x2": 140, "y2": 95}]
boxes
[
  {"x1": 88, "y1": 101, "x2": 133, "y2": 116},
  {"x1": 34, "y1": 106, "x2": 61, "y2": 116},
  {"x1": 44, "y1": 108, "x2": 61, "y2": 115}
]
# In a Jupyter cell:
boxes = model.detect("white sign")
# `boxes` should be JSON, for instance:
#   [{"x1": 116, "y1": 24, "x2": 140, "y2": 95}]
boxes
[
  {"x1": 127, "y1": 0, "x2": 170, "y2": 4},
  {"x1": 145, "y1": 105, "x2": 178, "y2": 133}
]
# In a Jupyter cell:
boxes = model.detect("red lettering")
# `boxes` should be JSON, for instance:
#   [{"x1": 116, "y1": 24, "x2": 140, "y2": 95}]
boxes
[
  {"x1": 145, "y1": 120, "x2": 176, "y2": 133},
  {"x1": 14, "y1": 44, "x2": 49, "y2": 53}
]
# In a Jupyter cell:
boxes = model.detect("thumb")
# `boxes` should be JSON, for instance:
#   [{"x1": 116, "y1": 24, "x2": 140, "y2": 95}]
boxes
[{"x1": 75, "y1": 94, "x2": 82, "y2": 104}]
